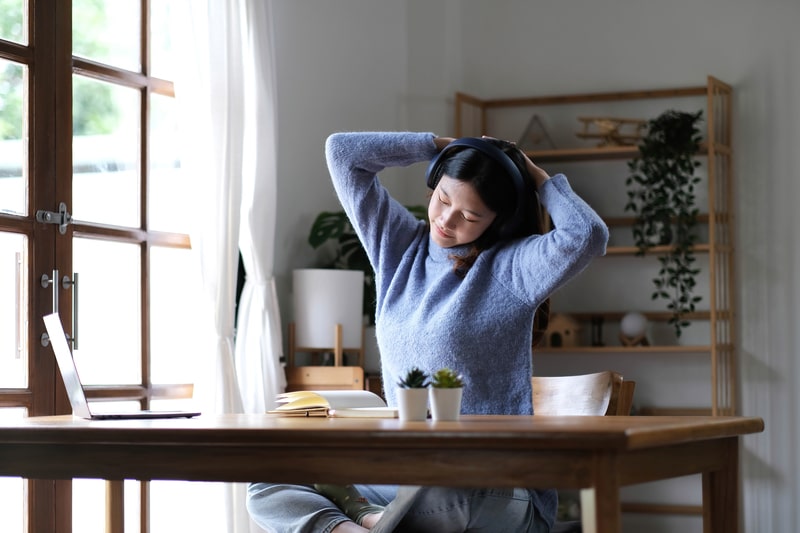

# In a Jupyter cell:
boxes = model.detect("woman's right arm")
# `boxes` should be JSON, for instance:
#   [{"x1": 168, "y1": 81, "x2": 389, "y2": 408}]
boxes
[{"x1": 324, "y1": 131, "x2": 438, "y2": 269}]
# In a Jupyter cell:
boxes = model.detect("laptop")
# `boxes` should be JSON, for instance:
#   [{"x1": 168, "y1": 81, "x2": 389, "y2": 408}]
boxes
[{"x1": 43, "y1": 313, "x2": 201, "y2": 420}]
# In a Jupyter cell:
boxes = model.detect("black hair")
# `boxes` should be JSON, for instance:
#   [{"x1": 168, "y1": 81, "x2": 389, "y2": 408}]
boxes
[
  {"x1": 434, "y1": 138, "x2": 551, "y2": 343},
  {"x1": 434, "y1": 138, "x2": 545, "y2": 274}
]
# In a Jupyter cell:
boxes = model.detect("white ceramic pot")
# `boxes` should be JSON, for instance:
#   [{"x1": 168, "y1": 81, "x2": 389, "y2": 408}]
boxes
[
  {"x1": 396, "y1": 388, "x2": 429, "y2": 421},
  {"x1": 429, "y1": 387, "x2": 463, "y2": 421}
]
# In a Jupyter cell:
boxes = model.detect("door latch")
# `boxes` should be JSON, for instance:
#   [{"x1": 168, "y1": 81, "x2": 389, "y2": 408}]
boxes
[{"x1": 36, "y1": 202, "x2": 72, "y2": 234}]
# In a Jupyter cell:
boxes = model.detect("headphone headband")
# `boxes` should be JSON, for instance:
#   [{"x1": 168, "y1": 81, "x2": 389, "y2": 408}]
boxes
[{"x1": 425, "y1": 137, "x2": 526, "y2": 238}]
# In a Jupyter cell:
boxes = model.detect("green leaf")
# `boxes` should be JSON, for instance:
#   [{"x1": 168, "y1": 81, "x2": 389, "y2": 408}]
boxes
[
  {"x1": 626, "y1": 109, "x2": 704, "y2": 338},
  {"x1": 306, "y1": 205, "x2": 426, "y2": 325},
  {"x1": 308, "y1": 211, "x2": 350, "y2": 249}
]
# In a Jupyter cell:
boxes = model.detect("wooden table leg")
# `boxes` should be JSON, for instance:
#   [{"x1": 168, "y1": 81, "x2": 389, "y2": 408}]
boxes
[
  {"x1": 582, "y1": 454, "x2": 621, "y2": 533},
  {"x1": 702, "y1": 437, "x2": 739, "y2": 533},
  {"x1": 105, "y1": 480, "x2": 124, "y2": 533}
]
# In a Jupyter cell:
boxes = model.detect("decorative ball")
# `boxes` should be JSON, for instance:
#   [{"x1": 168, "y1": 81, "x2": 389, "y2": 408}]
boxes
[{"x1": 620, "y1": 312, "x2": 648, "y2": 338}]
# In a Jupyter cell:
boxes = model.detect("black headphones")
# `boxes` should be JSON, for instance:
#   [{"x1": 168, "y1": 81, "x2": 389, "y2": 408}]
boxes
[{"x1": 425, "y1": 137, "x2": 526, "y2": 238}]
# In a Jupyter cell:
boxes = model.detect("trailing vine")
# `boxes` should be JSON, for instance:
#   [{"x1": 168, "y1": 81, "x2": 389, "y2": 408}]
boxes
[{"x1": 624, "y1": 110, "x2": 703, "y2": 337}]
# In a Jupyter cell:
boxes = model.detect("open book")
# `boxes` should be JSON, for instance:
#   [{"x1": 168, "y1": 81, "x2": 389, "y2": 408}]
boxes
[{"x1": 269, "y1": 390, "x2": 398, "y2": 418}]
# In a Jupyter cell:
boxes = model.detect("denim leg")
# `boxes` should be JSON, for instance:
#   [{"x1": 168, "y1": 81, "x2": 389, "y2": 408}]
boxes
[
  {"x1": 395, "y1": 487, "x2": 549, "y2": 533},
  {"x1": 247, "y1": 482, "x2": 351, "y2": 533},
  {"x1": 246, "y1": 483, "x2": 549, "y2": 533},
  {"x1": 354, "y1": 484, "x2": 399, "y2": 506}
]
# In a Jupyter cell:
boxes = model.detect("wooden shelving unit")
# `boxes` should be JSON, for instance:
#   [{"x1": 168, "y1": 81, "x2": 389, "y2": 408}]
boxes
[{"x1": 455, "y1": 76, "x2": 736, "y2": 416}]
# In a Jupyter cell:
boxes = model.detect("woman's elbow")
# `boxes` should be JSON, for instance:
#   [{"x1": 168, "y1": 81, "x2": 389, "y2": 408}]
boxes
[{"x1": 590, "y1": 220, "x2": 610, "y2": 256}]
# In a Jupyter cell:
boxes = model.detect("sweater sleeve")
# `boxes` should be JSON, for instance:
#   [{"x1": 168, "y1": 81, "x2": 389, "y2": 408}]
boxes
[
  {"x1": 499, "y1": 173, "x2": 609, "y2": 306},
  {"x1": 324, "y1": 131, "x2": 438, "y2": 274}
]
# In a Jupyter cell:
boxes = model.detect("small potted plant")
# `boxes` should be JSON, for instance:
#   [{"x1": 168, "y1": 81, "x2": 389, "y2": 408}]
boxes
[
  {"x1": 396, "y1": 367, "x2": 430, "y2": 421},
  {"x1": 429, "y1": 368, "x2": 464, "y2": 421}
]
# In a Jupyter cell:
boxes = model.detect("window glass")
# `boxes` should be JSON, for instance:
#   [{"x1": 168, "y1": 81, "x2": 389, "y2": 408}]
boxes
[
  {"x1": 150, "y1": 481, "x2": 227, "y2": 532},
  {"x1": 150, "y1": 0, "x2": 179, "y2": 79},
  {"x1": 72, "y1": 75, "x2": 140, "y2": 227},
  {"x1": 72, "y1": 238, "x2": 141, "y2": 384},
  {"x1": 148, "y1": 93, "x2": 188, "y2": 232},
  {"x1": 72, "y1": 479, "x2": 106, "y2": 533},
  {"x1": 72, "y1": 0, "x2": 140, "y2": 71},
  {"x1": 0, "y1": 233, "x2": 27, "y2": 387},
  {"x1": 0, "y1": 59, "x2": 28, "y2": 216},
  {"x1": 0, "y1": 0, "x2": 27, "y2": 44},
  {"x1": 73, "y1": 479, "x2": 141, "y2": 533},
  {"x1": 150, "y1": 246, "x2": 206, "y2": 384}
]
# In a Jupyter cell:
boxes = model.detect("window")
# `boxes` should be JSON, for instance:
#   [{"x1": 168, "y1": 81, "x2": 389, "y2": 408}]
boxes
[{"x1": 0, "y1": 1, "x2": 210, "y2": 530}]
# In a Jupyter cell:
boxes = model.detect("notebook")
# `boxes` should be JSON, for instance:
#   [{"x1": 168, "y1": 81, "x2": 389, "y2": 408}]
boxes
[{"x1": 43, "y1": 313, "x2": 201, "y2": 420}]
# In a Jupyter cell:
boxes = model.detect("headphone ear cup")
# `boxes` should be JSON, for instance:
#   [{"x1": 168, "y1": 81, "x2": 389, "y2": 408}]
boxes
[{"x1": 425, "y1": 150, "x2": 446, "y2": 189}]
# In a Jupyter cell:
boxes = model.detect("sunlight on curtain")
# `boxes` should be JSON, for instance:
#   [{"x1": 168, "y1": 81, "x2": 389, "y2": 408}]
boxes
[
  {"x1": 235, "y1": 0, "x2": 285, "y2": 415},
  {"x1": 174, "y1": 0, "x2": 281, "y2": 531}
]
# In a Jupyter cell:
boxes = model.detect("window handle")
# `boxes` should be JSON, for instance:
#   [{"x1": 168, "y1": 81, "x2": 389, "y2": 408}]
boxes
[
  {"x1": 15, "y1": 253, "x2": 23, "y2": 359},
  {"x1": 40, "y1": 270, "x2": 79, "y2": 349},
  {"x1": 35, "y1": 202, "x2": 72, "y2": 235}
]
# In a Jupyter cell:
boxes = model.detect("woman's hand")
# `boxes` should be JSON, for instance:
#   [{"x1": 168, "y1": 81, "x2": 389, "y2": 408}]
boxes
[
  {"x1": 519, "y1": 151, "x2": 551, "y2": 190},
  {"x1": 434, "y1": 136, "x2": 455, "y2": 151},
  {"x1": 480, "y1": 135, "x2": 551, "y2": 189}
]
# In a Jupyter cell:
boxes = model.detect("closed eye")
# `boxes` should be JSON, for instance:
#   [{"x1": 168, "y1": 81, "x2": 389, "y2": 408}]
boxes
[{"x1": 439, "y1": 195, "x2": 477, "y2": 222}]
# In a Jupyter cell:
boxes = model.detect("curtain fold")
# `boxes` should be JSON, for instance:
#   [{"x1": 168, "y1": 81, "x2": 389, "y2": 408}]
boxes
[
  {"x1": 175, "y1": 0, "x2": 281, "y2": 531},
  {"x1": 236, "y1": 0, "x2": 286, "y2": 415}
]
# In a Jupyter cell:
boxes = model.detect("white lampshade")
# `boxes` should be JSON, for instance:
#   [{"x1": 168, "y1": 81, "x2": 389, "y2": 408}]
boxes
[{"x1": 292, "y1": 269, "x2": 364, "y2": 349}]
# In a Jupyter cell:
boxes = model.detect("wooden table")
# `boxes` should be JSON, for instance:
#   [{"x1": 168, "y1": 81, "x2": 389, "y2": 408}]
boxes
[{"x1": 0, "y1": 414, "x2": 763, "y2": 533}]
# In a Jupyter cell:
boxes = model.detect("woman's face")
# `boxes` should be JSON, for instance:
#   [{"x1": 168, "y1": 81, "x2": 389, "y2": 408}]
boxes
[{"x1": 428, "y1": 175, "x2": 497, "y2": 248}]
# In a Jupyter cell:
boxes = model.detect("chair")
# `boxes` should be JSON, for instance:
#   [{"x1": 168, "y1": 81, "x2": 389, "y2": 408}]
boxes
[
  {"x1": 532, "y1": 371, "x2": 636, "y2": 533},
  {"x1": 532, "y1": 370, "x2": 635, "y2": 416},
  {"x1": 285, "y1": 365, "x2": 365, "y2": 392}
]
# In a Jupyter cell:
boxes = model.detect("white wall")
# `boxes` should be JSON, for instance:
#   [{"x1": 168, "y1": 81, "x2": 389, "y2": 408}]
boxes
[{"x1": 268, "y1": 1, "x2": 800, "y2": 530}]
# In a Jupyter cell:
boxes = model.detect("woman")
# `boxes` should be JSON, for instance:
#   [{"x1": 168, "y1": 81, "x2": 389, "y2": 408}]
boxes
[{"x1": 248, "y1": 132, "x2": 608, "y2": 532}]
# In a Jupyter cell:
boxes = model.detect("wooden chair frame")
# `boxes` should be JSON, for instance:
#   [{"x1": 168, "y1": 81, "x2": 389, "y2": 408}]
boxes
[
  {"x1": 532, "y1": 371, "x2": 636, "y2": 533},
  {"x1": 532, "y1": 370, "x2": 635, "y2": 417}
]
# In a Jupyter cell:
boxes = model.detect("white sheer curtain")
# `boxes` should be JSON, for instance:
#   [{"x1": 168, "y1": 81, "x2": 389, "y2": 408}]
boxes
[
  {"x1": 175, "y1": 0, "x2": 283, "y2": 532},
  {"x1": 235, "y1": 0, "x2": 286, "y2": 417}
]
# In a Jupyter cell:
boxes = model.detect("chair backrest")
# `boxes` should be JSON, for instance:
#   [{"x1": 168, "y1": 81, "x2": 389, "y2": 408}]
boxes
[
  {"x1": 285, "y1": 366, "x2": 365, "y2": 392},
  {"x1": 532, "y1": 371, "x2": 635, "y2": 416}
]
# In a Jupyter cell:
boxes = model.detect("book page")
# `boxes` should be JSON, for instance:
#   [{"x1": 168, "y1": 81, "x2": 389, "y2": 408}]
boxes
[
  {"x1": 328, "y1": 406, "x2": 398, "y2": 418},
  {"x1": 272, "y1": 390, "x2": 387, "y2": 412}
]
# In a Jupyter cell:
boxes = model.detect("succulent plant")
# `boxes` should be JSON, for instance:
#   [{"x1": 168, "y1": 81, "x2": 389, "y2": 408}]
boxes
[
  {"x1": 431, "y1": 368, "x2": 464, "y2": 388},
  {"x1": 398, "y1": 367, "x2": 430, "y2": 389}
]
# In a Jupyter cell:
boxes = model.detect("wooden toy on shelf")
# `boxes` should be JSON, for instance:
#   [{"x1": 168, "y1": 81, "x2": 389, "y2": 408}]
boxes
[{"x1": 575, "y1": 116, "x2": 647, "y2": 147}]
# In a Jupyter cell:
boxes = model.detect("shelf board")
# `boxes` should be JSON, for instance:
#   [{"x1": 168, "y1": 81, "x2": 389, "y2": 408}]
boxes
[
  {"x1": 536, "y1": 345, "x2": 711, "y2": 354},
  {"x1": 604, "y1": 213, "x2": 712, "y2": 227},
  {"x1": 636, "y1": 406, "x2": 713, "y2": 416},
  {"x1": 605, "y1": 243, "x2": 711, "y2": 255},
  {"x1": 526, "y1": 142, "x2": 723, "y2": 163},
  {"x1": 526, "y1": 146, "x2": 637, "y2": 162},
  {"x1": 621, "y1": 502, "x2": 703, "y2": 516},
  {"x1": 566, "y1": 311, "x2": 712, "y2": 321}
]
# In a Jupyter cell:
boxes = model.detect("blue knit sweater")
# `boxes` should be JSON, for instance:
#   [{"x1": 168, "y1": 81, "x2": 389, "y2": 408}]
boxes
[
  {"x1": 326, "y1": 132, "x2": 607, "y2": 527},
  {"x1": 326, "y1": 131, "x2": 608, "y2": 413}
]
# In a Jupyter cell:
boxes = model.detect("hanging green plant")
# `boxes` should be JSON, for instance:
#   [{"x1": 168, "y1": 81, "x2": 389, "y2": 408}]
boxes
[{"x1": 624, "y1": 109, "x2": 703, "y2": 338}]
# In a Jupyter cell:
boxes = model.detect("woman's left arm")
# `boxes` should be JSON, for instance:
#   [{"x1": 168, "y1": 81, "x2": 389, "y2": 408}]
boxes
[{"x1": 511, "y1": 173, "x2": 609, "y2": 305}]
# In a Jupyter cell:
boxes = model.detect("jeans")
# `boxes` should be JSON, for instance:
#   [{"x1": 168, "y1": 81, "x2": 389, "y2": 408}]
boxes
[{"x1": 247, "y1": 483, "x2": 552, "y2": 533}]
